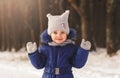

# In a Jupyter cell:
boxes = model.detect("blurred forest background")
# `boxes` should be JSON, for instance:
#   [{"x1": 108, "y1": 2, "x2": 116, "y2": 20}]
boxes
[{"x1": 0, "y1": 0, "x2": 120, "y2": 56}]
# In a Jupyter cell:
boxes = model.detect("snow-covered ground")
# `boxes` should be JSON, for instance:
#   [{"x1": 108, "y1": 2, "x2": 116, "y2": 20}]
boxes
[{"x1": 0, "y1": 48, "x2": 120, "y2": 78}]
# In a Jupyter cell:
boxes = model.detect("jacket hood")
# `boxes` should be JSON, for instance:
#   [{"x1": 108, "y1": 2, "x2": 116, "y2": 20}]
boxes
[{"x1": 40, "y1": 28, "x2": 76, "y2": 44}]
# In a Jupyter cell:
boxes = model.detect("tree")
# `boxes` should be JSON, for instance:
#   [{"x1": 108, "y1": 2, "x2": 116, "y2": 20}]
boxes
[
  {"x1": 0, "y1": 1, "x2": 6, "y2": 51},
  {"x1": 106, "y1": 0, "x2": 118, "y2": 56},
  {"x1": 38, "y1": 0, "x2": 52, "y2": 44}
]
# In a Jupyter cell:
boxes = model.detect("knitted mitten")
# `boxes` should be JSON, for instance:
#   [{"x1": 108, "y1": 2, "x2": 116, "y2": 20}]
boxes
[
  {"x1": 80, "y1": 39, "x2": 91, "y2": 50},
  {"x1": 26, "y1": 42, "x2": 37, "y2": 53}
]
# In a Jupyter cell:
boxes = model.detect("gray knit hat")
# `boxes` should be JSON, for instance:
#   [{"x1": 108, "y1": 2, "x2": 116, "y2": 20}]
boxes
[{"x1": 47, "y1": 10, "x2": 70, "y2": 35}]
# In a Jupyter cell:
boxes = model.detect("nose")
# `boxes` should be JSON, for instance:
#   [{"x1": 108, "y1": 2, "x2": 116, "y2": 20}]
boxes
[{"x1": 56, "y1": 33, "x2": 61, "y2": 37}]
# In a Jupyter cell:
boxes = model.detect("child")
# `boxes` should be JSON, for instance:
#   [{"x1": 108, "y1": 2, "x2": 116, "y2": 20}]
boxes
[{"x1": 26, "y1": 10, "x2": 91, "y2": 78}]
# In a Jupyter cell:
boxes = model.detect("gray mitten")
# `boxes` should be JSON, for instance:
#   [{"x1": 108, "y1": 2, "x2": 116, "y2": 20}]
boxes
[
  {"x1": 26, "y1": 42, "x2": 37, "y2": 53},
  {"x1": 80, "y1": 39, "x2": 91, "y2": 50}
]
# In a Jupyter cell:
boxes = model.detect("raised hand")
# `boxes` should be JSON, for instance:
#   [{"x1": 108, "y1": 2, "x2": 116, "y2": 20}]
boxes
[
  {"x1": 26, "y1": 42, "x2": 37, "y2": 53},
  {"x1": 80, "y1": 39, "x2": 91, "y2": 50}
]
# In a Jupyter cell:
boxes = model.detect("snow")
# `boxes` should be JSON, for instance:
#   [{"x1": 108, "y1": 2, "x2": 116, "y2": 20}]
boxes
[{"x1": 0, "y1": 48, "x2": 120, "y2": 78}]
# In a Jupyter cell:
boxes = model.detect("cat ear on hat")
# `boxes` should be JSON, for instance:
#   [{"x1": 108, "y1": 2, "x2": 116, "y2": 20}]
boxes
[
  {"x1": 61, "y1": 10, "x2": 70, "y2": 17},
  {"x1": 65, "y1": 10, "x2": 70, "y2": 14},
  {"x1": 46, "y1": 13, "x2": 52, "y2": 18}
]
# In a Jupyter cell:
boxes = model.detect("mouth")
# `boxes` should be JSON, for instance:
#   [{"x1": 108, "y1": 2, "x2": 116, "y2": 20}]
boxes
[{"x1": 56, "y1": 39, "x2": 63, "y2": 40}]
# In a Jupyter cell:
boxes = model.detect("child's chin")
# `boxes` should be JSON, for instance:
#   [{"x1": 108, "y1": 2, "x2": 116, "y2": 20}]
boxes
[{"x1": 55, "y1": 41, "x2": 64, "y2": 44}]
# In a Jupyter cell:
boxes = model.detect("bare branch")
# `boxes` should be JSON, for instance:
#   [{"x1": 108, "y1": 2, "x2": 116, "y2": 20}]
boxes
[{"x1": 67, "y1": 0, "x2": 81, "y2": 15}]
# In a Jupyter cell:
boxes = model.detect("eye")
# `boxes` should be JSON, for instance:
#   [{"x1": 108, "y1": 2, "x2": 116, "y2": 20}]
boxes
[
  {"x1": 53, "y1": 31, "x2": 57, "y2": 34},
  {"x1": 61, "y1": 31, "x2": 66, "y2": 34}
]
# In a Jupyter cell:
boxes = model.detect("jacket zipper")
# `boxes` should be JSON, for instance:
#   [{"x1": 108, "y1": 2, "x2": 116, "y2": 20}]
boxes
[{"x1": 55, "y1": 47, "x2": 59, "y2": 77}]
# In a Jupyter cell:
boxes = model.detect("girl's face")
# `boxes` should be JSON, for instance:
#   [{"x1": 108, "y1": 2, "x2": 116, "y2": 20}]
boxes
[{"x1": 51, "y1": 30, "x2": 67, "y2": 44}]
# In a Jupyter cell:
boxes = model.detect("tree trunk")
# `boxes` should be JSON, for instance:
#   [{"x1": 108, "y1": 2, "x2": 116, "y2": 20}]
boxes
[
  {"x1": 38, "y1": 0, "x2": 51, "y2": 44},
  {"x1": 80, "y1": 0, "x2": 90, "y2": 40},
  {"x1": 106, "y1": 0, "x2": 118, "y2": 56},
  {"x1": 0, "y1": 1, "x2": 6, "y2": 51},
  {"x1": 38, "y1": 0, "x2": 43, "y2": 44},
  {"x1": 88, "y1": 0, "x2": 97, "y2": 51}
]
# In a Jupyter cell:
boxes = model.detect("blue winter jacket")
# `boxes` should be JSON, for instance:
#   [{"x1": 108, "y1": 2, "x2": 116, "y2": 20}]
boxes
[{"x1": 28, "y1": 29, "x2": 89, "y2": 78}]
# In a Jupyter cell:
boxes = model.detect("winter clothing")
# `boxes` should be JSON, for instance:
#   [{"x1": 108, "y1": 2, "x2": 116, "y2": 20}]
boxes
[
  {"x1": 26, "y1": 42, "x2": 37, "y2": 53},
  {"x1": 47, "y1": 10, "x2": 70, "y2": 35},
  {"x1": 80, "y1": 39, "x2": 91, "y2": 50},
  {"x1": 28, "y1": 29, "x2": 89, "y2": 78}
]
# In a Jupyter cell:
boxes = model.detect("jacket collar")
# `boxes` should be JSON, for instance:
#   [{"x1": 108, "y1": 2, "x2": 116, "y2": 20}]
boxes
[
  {"x1": 48, "y1": 39, "x2": 75, "y2": 46},
  {"x1": 40, "y1": 28, "x2": 76, "y2": 44}
]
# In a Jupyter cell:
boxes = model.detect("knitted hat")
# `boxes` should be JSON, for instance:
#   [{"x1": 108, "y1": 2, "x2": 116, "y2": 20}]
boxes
[{"x1": 47, "y1": 10, "x2": 70, "y2": 35}]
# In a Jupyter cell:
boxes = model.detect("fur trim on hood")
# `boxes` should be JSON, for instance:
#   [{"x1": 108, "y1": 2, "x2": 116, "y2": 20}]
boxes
[{"x1": 40, "y1": 28, "x2": 76, "y2": 44}]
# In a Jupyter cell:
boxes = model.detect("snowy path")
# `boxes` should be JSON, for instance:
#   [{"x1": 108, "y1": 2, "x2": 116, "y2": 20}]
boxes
[
  {"x1": 0, "y1": 51, "x2": 42, "y2": 78},
  {"x1": 0, "y1": 66, "x2": 39, "y2": 78},
  {"x1": 0, "y1": 62, "x2": 41, "y2": 78}
]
